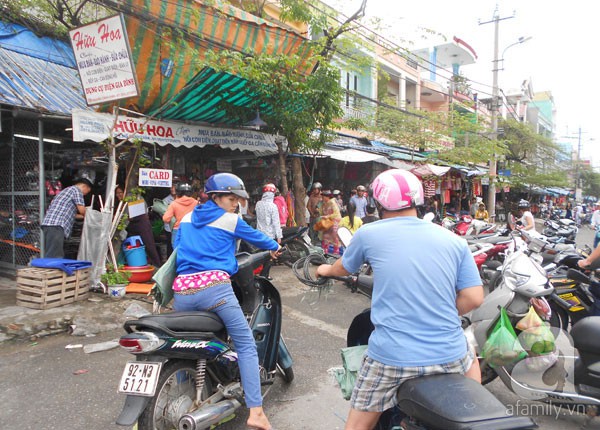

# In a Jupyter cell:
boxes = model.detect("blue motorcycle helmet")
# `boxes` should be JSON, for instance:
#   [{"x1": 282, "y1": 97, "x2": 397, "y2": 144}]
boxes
[{"x1": 204, "y1": 173, "x2": 249, "y2": 199}]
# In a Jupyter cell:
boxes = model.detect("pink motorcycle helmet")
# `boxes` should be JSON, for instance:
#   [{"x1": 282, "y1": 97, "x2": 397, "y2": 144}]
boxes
[{"x1": 370, "y1": 169, "x2": 424, "y2": 211}]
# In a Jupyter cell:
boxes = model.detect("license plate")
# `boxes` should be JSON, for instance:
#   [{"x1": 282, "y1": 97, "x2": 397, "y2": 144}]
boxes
[{"x1": 118, "y1": 361, "x2": 162, "y2": 397}]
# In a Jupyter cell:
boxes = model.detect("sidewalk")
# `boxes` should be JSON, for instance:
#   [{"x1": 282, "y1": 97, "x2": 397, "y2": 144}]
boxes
[
  {"x1": 0, "y1": 265, "x2": 298, "y2": 344},
  {"x1": 0, "y1": 273, "x2": 154, "y2": 343}
]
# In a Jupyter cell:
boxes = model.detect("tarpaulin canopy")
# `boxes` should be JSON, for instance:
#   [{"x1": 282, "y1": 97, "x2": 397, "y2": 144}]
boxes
[
  {"x1": 0, "y1": 22, "x2": 87, "y2": 115},
  {"x1": 111, "y1": 0, "x2": 314, "y2": 114},
  {"x1": 150, "y1": 67, "x2": 298, "y2": 124},
  {"x1": 411, "y1": 164, "x2": 452, "y2": 177},
  {"x1": 320, "y1": 147, "x2": 392, "y2": 165}
]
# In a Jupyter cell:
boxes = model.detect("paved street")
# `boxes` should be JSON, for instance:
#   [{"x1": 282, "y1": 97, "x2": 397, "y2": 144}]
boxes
[{"x1": 0, "y1": 224, "x2": 598, "y2": 430}]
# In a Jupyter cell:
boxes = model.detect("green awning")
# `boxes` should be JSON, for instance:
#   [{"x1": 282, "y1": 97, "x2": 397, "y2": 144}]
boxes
[{"x1": 150, "y1": 67, "x2": 298, "y2": 125}]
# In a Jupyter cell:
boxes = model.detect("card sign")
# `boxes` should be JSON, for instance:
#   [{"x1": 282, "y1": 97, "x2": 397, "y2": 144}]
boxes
[
  {"x1": 69, "y1": 14, "x2": 139, "y2": 105},
  {"x1": 139, "y1": 168, "x2": 172, "y2": 188}
]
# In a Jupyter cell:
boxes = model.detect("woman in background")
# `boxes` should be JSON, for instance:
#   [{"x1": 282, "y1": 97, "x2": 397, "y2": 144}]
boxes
[
  {"x1": 319, "y1": 189, "x2": 342, "y2": 254},
  {"x1": 339, "y1": 201, "x2": 363, "y2": 234}
]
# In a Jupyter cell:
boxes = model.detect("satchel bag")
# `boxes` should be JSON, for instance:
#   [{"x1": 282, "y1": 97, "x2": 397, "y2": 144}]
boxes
[
  {"x1": 332, "y1": 345, "x2": 367, "y2": 400},
  {"x1": 314, "y1": 217, "x2": 334, "y2": 232}
]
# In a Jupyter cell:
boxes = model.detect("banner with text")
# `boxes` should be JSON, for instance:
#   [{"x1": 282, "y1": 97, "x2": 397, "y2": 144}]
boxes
[
  {"x1": 69, "y1": 14, "x2": 139, "y2": 105},
  {"x1": 72, "y1": 109, "x2": 279, "y2": 155}
]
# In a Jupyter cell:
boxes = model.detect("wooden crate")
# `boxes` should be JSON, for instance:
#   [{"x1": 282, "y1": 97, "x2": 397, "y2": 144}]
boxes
[{"x1": 16, "y1": 267, "x2": 90, "y2": 309}]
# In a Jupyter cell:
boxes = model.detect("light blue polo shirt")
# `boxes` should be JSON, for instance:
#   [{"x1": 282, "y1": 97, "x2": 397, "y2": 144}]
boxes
[{"x1": 342, "y1": 216, "x2": 481, "y2": 367}]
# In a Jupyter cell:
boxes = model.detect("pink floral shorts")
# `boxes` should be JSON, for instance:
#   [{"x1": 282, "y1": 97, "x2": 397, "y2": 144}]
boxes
[{"x1": 173, "y1": 270, "x2": 230, "y2": 294}]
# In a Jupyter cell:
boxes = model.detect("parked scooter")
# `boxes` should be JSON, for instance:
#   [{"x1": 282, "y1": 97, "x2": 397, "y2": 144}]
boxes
[
  {"x1": 463, "y1": 232, "x2": 600, "y2": 421},
  {"x1": 291, "y1": 227, "x2": 536, "y2": 430},
  {"x1": 239, "y1": 220, "x2": 318, "y2": 267},
  {"x1": 115, "y1": 249, "x2": 293, "y2": 430},
  {"x1": 543, "y1": 218, "x2": 578, "y2": 241}
]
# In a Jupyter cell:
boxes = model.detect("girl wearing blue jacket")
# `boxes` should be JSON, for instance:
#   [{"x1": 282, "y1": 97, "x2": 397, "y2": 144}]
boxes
[{"x1": 173, "y1": 173, "x2": 280, "y2": 430}]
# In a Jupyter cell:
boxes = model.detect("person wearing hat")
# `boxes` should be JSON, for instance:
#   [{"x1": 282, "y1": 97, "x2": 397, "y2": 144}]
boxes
[
  {"x1": 173, "y1": 173, "x2": 280, "y2": 430},
  {"x1": 255, "y1": 183, "x2": 283, "y2": 280},
  {"x1": 41, "y1": 177, "x2": 92, "y2": 258},
  {"x1": 350, "y1": 185, "x2": 368, "y2": 218},
  {"x1": 319, "y1": 189, "x2": 342, "y2": 254},
  {"x1": 474, "y1": 202, "x2": 489, "y2": 222},
  {"x1": 307, "y1": 182, "x2": 323, "y2": 244}
]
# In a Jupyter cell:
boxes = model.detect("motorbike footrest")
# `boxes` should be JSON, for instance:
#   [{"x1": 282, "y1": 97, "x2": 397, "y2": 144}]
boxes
[{"x1": 260, "y1": 378, "x2": 275, "y2": 386}]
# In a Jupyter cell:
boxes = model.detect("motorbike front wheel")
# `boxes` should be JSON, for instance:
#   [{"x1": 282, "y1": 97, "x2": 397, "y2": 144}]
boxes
[
  {"x1": 276, "y1": 362, "x2": 295, "y2": 383},
  {"x1": 138, "y1": 359, "x2": 213, "y2": 430}
]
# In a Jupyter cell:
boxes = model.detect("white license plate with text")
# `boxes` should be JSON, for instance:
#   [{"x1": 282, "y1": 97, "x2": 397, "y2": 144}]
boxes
[{"x1": 118, "y1": 361, "x2": 162, "y2": 397}]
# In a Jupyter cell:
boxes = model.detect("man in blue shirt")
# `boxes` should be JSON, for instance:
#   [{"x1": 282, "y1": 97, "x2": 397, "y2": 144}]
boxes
[
  {"x1": 41, "y1": 178, "x2": 92, "y2": 258},
  {"x1": 350, "y1": 185, "x2": 368, "y2": 218},
  {"x1": 317, "y1": 169, "x2": 483, "y2": 430}
]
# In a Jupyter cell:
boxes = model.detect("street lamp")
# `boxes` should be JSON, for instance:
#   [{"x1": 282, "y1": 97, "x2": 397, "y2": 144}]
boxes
[{"x1": 488, "y1": 34, "x2": 532, "y2": 222}]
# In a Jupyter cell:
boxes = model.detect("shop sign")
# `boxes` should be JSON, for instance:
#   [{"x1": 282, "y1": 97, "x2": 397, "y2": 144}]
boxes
[
  {"x1": 139, "y1": 168, "x2": 172, "y2": 187},
  {"x1": 72, "y1": 109, "x2": 279, "y2": 156},
  {"x1": 216, "y1": 159, "x2": 232, "y2": 172},
  {"x1": 69, "y1": 14, "x2": 139, "y2": 105}
]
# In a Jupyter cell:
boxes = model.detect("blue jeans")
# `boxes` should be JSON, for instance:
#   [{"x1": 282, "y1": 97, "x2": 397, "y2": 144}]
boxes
[{"x1": 173, "y1": 282, "x2": 262, "y2": 407}]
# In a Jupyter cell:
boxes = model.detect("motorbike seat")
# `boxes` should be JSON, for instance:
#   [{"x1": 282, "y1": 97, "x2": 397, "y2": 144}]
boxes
[
  {"x1": 397, "y1": 373, "x2": 537, "y2": 429},
  {"x1": 571, "y1": 316, "x2": 600, "y2": 356},
  {"x1": 468, "y1": 236, "x2": 511, "y2": 245},
  {"x1": 137, "y1": 312, "x2": 225, "y2": 334}
]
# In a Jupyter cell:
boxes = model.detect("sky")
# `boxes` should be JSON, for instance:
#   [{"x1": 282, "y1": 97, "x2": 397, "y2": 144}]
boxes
[{"x1": 330, "y1": 0, "x2": 599, "y2": 168}]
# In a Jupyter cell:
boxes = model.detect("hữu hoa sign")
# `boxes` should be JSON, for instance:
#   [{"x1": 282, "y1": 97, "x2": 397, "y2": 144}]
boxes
[
  {"x1": 72, "y1": 109, "x2": 279, "y2": 156},
  {"x1": 69, "y1": 14, "x2": 139, "y2": 105}
]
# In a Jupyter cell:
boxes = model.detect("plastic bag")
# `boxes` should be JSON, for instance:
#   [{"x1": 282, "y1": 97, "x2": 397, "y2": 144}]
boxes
[
  {"x1": 516, "y1": 306, "x2": 544, "y2": 331},
  {"x1": 520, "y1": 324, "x2": 555, "y2": 355},
  {"x1": 332, "y1": 345, "x2": 367, "y2": 400},
  {"x1": 151, "y1": 249, "x2": 177, "y2": 309},
  {"x1": 516, "y1": 306, "x2": 555, "y2": 354},
  {"x1": 482, "y1": 308, "x2": 527, "y2": 368}
]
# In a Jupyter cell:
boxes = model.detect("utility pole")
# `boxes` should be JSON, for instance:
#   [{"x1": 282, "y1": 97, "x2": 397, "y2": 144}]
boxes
[{"x1": 479, "y1": 9, "x2": 514, "y2": 222}]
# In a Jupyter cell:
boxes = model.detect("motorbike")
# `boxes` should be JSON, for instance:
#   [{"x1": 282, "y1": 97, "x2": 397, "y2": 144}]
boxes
[
  {"x1": 115, "y1": 249, "x2": 293, "y2": 430},
  {"x1": 442, "y1": 213, "x2": 497, "y2": 237},
  {"x1": 463, "y1": 233, "x2": 600, "y2": 422},
  {"x1": 542, "y1": 218, "x2": 578, "y2": 241},
  {"x1": 290, "y1": 227, "x2": 536, "y2": 430},
  {"x1": 240, "y1": 215, "x2": 317, "y2": 267}
]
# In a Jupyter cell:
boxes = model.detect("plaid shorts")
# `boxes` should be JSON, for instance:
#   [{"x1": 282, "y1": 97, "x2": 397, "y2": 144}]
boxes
[{"x1": 350, "y1": 344, "x2": 475, "y2": 412}]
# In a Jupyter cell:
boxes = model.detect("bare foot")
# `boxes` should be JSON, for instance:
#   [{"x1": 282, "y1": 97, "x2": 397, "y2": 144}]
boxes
[{"x1": 247, "y1": 406, "x2": 271, "y2": 430}]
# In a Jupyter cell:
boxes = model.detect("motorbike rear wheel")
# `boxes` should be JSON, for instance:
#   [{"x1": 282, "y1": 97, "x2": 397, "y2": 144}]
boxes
[{"x1": 138, "y1": 359, "x2": 213, "y2": 430}]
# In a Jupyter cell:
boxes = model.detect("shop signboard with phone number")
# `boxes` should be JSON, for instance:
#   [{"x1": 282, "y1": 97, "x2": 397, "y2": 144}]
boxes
[{"x1": 139, "y1": 168, "x2": 172, "y2": 187}]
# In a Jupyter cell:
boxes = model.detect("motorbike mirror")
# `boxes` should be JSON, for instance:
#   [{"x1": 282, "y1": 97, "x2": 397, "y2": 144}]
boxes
[
  {"x1": 337, "y1": 226, "x2": 353, "y2": 248},
  {"x1": 423, "y1": 212, "x2": 435, "y2": 222}
]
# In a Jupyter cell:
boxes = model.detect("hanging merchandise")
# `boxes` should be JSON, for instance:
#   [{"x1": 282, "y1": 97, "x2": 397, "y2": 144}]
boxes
[
  {"x1": 423, "y1": 179, "x2": 437, "y2": 198},
  {"x1": 473, "y1": 178, "x2": 482, "y2": 196}
]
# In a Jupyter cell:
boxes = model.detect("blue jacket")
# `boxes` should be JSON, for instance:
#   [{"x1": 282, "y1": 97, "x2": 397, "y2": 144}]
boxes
[{"x1": 175, "y1": 199, "x2": 278, "y2": 276}]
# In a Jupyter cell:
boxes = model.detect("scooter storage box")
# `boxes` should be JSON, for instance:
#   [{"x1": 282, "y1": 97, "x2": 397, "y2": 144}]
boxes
[
  {"x1": 16, "y1": 267, "x2": 90, "y2": 309},
  {"x1": 397, "y1": 373, "x2": 537, "y2": 429}
]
